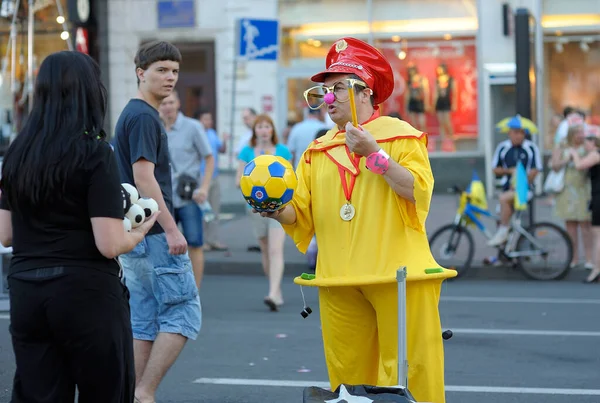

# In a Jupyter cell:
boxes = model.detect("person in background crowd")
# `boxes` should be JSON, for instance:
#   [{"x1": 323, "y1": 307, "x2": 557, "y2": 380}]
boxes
[
  {"x1": 489, "y1": 116, "x2": 542, "y2": 246},
  {"x1": 0, "y1": 51, "x2": 158, "y2": 403},
  {"x1": 234, "y1": 107, "x2": 261, "y2": 253},
  {"x1": 236, "y1": 114, "x2": 292, "y2": 311},
  {"x1": 196, "y1": 109, "x2": 229, "y2": 251},
  {"x1": 234, "y1": 107, "x2": 257, "y2": 155},
  {"x1": 287, "y1": 108, "x2": 328, "y2": 168},
  {"x1": 159, "y1": 92, "x2": 214, "y2": 289},
  {"x1": 555, "y1": 107, "x2": 585, "y2": 145},
  {"x1": 550, "y1": 124, "x2": 593, "y2": 270},
  {"x1": 280, "y1": 118, "x2": 297, "y2": 145},
  {"x1": 570, "y1": 134, "x2": 600, "y2": 283}
]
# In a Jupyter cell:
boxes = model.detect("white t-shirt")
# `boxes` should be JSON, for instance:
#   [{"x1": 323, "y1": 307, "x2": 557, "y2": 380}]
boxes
[
  {"x1": 287, "y1": 119, "x2": 329, "y2": 168},
  {"x1": 554, "y1": 120, "x2": 569, "y2": 145},
  {"x1": 235, "y1": 129, "x2": 253, "y2": 156}
]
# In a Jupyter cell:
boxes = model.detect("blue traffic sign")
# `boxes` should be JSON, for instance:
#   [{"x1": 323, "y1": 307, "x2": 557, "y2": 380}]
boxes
[{"x1": 237, "y1": 18, "x2": 279, "y2": 61}]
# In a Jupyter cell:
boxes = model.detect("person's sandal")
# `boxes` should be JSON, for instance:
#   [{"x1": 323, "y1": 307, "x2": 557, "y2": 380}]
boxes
[{"x1": 264, "y1": 297, "x2": 278, "y2": 312}]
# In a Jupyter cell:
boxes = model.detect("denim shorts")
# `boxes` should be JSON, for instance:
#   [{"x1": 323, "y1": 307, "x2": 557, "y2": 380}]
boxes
[
  {"x1": 119, "y1": 233, "x2": 201, "y2": 341},
  {"x1": 174, "y1": 203, "x2": 204, "y2": 247}
]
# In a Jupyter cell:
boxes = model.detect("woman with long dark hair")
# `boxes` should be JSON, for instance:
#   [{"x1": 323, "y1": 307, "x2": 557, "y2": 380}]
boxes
[{"x1": 0, "y1": 51, "x2": 158, "y2": 402}]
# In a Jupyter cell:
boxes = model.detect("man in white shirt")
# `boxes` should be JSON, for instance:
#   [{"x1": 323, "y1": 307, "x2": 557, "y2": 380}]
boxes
[
  {"x1": 287, "y1": 108, "x2": 329, "y2": 168},
  {"x1": 234, "y1": 107, "x2": 257, "y2": 155},
  {"x1": 554, "y1": 107, "x2": 585, "y2": 145}
]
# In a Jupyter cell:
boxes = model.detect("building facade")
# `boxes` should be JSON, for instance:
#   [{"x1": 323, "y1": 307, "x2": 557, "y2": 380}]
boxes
[{"x1": 104, "y1": 0, "x2": 600, "y2": 192}]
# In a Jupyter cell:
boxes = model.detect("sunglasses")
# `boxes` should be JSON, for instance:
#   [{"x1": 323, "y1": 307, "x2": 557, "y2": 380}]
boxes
[{"x1": 303, "y1": 78, "x2": 371, "y2": 110}]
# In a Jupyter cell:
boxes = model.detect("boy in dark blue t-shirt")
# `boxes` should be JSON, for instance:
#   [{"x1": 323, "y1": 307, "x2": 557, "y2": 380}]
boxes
[
  {"x1": 112, "y1": 41, "x2": 201, "y2": 403},
  {"x1": 114, "y1": 99, "x2": 173, "y2": 235}
]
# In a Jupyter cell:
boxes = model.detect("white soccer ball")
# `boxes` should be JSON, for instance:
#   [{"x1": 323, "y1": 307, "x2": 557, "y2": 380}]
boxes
[
  {"x1": 136, "y1": 197, "x2": 159, "y2": 220},
  {"x1": 123, "y1": 217, "x2": 132, "y2": 232},
  {"x1": 125, "y1": 203, "x2": 145, "y2": 228},
  {"x1": 121, "y1": 183, "x2": 139, "y2": 205}
]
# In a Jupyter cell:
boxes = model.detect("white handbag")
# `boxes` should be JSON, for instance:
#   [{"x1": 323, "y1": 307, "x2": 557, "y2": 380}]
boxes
[{"x1": 543, "y1": 168, "x2": 565, "y2": 194}]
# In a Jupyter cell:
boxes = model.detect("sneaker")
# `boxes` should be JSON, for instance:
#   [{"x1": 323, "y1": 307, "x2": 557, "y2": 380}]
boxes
[{"x1": 488, "y1": 226, "x2": 509, "y2": 246}]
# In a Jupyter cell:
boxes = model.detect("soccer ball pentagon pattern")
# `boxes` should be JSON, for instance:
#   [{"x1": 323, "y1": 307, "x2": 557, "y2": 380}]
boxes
[{"x1": 240, "y1": 155, "x2": 298, "y2": 212}]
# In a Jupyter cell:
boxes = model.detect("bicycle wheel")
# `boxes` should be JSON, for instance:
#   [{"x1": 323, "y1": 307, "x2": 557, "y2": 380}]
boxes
[
  {"x1": 514, "y1": 222, "x2": 573, "y2": 280},
  {"x1": 428, "y1": 224, "x2": 475, "y2": 278}
]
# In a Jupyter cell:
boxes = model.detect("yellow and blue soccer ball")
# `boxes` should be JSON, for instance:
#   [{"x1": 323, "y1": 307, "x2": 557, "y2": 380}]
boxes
[{"x1": 240, "y1": 155, "x2": 298, "y2": 212}]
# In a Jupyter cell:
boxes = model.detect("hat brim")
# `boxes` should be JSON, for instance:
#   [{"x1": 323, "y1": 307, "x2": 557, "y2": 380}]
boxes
[{"x1": 310, "y1": 65, "x2": 365, "y2": 84}]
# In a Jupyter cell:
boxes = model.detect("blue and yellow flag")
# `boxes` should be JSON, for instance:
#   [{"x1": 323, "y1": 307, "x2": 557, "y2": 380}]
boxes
[
  {"x1": 514, "y1": 161, "x2": 529, "y2": 211},
  {"x1": 467, "y1": 171, "x2": 487, "y2": 211}
]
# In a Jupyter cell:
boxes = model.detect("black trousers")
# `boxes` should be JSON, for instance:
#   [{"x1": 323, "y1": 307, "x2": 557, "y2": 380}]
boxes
[{"x1": 8, "y1": 267, "x2": 135, "y2": 403}]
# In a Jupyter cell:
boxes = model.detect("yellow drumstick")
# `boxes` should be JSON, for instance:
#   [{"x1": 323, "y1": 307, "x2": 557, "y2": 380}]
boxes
[{"x1": 347, "y1": 84, "x2": 359, "y2": 127}]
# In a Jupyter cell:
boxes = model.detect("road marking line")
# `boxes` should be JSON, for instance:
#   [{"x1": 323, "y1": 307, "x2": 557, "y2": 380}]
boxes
[
  {"x1": 191, "y1": 378, "x2": 600, "y2": 395},
  {"x1": 442, "y1": 296, "x2": 600, "y2": 304},
  {"x1": 192, "y1": 378, "x2": 330, "y2": 388},
  {"x1": 445, "y1": 385, "x2": 600, "y2": 395},
  {"x1": 449, "y1": 328, "x2": 600, "y2": 337},
  {"x1": 0, "y1": 314, "x2": 9, "y2": 319}
]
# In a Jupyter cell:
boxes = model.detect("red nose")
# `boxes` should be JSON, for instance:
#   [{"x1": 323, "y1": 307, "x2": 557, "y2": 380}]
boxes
[{"x1": 324, "y1": 93, "x2": 335, "y2": 105}]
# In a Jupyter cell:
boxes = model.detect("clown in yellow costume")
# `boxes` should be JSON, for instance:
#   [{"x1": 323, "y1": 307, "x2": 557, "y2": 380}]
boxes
[{"x1": 257, "y1": 37, "x2": 456, "y2": 403}]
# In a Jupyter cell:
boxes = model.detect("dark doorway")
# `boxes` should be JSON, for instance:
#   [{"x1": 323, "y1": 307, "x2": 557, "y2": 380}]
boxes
[{"x1": 174, "y1": 41, "x2": 216, "y2": 125}]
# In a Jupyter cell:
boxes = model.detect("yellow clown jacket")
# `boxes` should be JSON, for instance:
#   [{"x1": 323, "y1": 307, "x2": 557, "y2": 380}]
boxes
[{"x1": 281, "y1": 113, "x2": 457, "y2": 403}]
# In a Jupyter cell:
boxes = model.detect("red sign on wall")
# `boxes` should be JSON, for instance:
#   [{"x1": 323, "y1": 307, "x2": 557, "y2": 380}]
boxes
[
  {"x1": 262, "y1": 95, "x2": 274, "y2": 113},
  {"x1": 76, "y1": 27, "x2": 89, "y2": 54},
  {"x1": 380, "y1": 42, "x2": 478, "y2": 140}
]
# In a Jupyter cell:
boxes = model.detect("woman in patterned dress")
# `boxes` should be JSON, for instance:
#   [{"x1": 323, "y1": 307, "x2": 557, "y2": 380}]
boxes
[{"x1": 551, "y1": 124, "x2": 593, "y2": 269}]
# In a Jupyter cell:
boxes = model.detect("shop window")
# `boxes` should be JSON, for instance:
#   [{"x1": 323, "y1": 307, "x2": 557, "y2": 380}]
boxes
[
  {"x1": 544, "y1": 38, "x2": 600, "y2": 150},
  {"x1": 281, "y1": 32, "x2": 479, "y2": 154},
  {"x1": 379, "y1": 38, "x2": 478, "y2": 153}
]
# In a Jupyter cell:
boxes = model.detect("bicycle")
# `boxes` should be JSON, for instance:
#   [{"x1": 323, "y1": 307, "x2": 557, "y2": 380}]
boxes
[{"x1": 428, "y1": 185, "x2": 573, "y2": 280}]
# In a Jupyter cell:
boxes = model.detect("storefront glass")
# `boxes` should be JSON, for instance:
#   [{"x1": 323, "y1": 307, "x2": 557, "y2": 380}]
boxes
[
  {"x1": 0, "y1": 0, "x2": 71, "y2": 137},
  {"x1": 281, "y1": 31, "x2": 479, "y2": 154},
  {"x1": 378, "y1": 38, "x2": 478, "y2": 153},
  {"x1": 543, "y1": 36, "x2": 600, "y2": 150}
]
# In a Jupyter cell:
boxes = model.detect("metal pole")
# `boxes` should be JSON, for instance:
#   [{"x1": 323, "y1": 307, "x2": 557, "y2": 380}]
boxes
[
  {"x1": 228, "y1": 19, "x2": 239, "y2": 170},
  {"x1": 534, "y1": 0, "x2": 544, "y2": 192},
  {"x1": 55, "y1": 0, "x2": 73, "y2": 51},
  {"x1": 27, "y1": 0, "x2": 34, "y2": 113},
  {"x1": 366, "y1": 0, "x2": 374, "y2": 45},
  {"x1": 396, "y1": 267, "x2": 408, "y2": 388}
]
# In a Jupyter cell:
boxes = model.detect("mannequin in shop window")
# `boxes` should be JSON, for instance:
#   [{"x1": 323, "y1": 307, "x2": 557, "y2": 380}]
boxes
[
  {"x1": 404, "y1": 63, "x2": 429, "y2": 133},
  {"x1": 433, "y1": 63, "x2": 457, "y2": 152}
]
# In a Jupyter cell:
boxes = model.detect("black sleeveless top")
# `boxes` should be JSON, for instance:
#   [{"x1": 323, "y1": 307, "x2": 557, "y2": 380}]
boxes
[{"x1": 590, "y1": 150, "x2": 600, "y2": 196}]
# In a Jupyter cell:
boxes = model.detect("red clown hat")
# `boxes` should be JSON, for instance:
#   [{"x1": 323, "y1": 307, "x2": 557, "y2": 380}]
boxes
[{"x1": 310, "y1": 37, "x2": 394, "y2": 105}]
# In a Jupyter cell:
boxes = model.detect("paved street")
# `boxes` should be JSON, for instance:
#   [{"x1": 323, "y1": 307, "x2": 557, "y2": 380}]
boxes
[
  {"x1": 0, "y1": 173, "x2": 595, "y2": 402},
  {"x1": 0, "y1": 275, "x2": 598, "y2": 402}
]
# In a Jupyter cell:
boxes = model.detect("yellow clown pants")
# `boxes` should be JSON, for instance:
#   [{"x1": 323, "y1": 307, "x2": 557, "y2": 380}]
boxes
[{"x1": 318, "y1": 281, "x2": 446, "y2": 403}]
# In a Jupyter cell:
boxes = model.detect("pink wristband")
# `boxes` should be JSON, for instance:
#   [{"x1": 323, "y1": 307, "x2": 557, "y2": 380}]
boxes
[{"x1": 366, "y1": 149, "x2": 390, "y2": 174}]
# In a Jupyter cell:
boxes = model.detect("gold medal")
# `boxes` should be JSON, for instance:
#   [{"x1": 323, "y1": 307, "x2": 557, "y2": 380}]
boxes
[
  {"x1": 337, "y1": 153, "x2": 360, "y2": 222},
  {"x1": 340, "y1": 203, "x2": 356, "y2": 221}
]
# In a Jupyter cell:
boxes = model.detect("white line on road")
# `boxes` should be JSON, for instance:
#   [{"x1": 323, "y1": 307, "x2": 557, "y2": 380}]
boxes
[
  {"x1": 191, "y1": 378, "x2": 600, "y2": 396},
  {"x1": 442, "y1": 296, "x2": 600, "y2": 304},
  {"x1": 0, "y1": 317, "x2": 596, "y2": 337},
  {"x1": 450, "y1": 328, "x2": 600, "y2": 337}
]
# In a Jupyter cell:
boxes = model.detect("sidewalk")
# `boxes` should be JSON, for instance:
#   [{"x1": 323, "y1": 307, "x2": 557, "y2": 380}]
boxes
[{"x1": 206, "y1": 172, "x2": 587, "y2": 282}]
